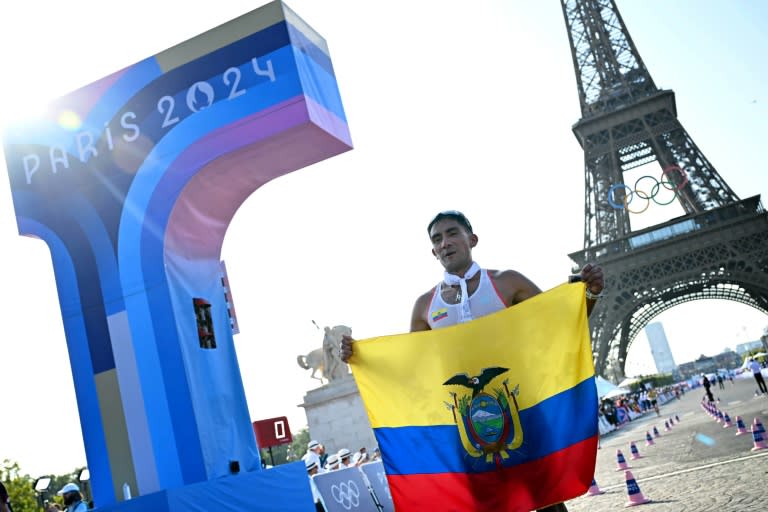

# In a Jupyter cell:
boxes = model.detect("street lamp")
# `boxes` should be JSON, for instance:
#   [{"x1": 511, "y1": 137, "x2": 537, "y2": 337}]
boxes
[
  {"x1": 33, "y1": 477, "x2": 51, "y2": 511},
  {"x1": 78, "y1": 468, "x2": 91, "y2": 507}
]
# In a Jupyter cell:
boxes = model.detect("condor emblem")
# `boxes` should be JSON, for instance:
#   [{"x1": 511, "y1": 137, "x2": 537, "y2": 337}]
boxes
[{"x1": 443, "y1": 366, "x2": 523, "y2": 466}]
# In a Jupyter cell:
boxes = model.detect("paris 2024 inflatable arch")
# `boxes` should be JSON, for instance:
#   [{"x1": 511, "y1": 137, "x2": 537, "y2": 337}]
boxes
[{"x1": 3, "y1": 2, "x2": 351, "y2": 510}]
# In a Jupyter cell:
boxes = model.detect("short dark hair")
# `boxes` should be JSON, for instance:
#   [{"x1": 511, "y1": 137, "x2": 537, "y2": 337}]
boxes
[{"x1": 427, "y1": 210, "x2": 473, "y2": 235}]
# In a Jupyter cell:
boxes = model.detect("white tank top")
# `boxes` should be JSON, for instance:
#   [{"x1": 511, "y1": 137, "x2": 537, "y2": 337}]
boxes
[{"x1": 426, "y1": 269, "x2": 507, "y2": 329}]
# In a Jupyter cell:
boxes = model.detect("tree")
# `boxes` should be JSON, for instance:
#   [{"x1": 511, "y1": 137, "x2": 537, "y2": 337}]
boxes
[
  {"x1": 259, "y1": 443, "x2": 290, "y2": 467},
  {"x1": 0, "y1": 461, "x2": 90, "y2": 512},
  {"x1": 257, "y1": 427, "x2": 310, "y2": 467},
  {"x1": 287, "y1": 427, "x2": 310, "y2": 463},
  {"x1": 1, "y1": 460, "x2": 37, "y2": 512}
]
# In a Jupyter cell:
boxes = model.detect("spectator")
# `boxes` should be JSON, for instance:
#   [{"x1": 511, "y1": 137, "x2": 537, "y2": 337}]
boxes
[
  {"x1": 748, "y1": 358, "x2": 767, "y2": 394},
  {"x1": 317, "y1": 444, "x2": 328, "y2": 469},
  {"x1": 701, "y1": 374, "x2": 715, "y2": 403},
  {"x1": 324, "y1": 454, "x2": 340, "y2": 471},
  {"x1": 57, "y1": 483, "x2": 87, "y2": 512},
  {"x1": 352, "y1": 447, "x2": 368, "y2": 466},
  {"x1": 337, "y1": 448, "x2": 353, "y2": 468},
  {"x1": 0, "y1": 480, "x2": 10, "y2": 512},
  {"x1": 303, "y1": 440, "x2": 323, "y2": 472},
  {"x1": 305, "y1": 459, "x2": 325, "y2": 512}
]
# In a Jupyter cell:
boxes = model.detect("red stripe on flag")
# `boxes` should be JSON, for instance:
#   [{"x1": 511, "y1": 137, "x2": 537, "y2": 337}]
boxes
[{"x1": 387, "y1": 435, "x2": 597, "y2": 512}]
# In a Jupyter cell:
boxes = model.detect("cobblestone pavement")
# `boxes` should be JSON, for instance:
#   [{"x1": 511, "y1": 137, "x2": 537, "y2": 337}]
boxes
[{"x1": 564, "y1": 377, "x2": 768, "y2": 512}]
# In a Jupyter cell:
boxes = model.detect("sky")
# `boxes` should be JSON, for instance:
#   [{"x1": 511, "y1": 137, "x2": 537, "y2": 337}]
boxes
[{"x1": 0, "y1": 0, "x2": 766, "y2": 478}]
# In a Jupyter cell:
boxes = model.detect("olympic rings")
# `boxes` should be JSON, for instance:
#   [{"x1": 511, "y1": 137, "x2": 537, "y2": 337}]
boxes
[
  {"x1": 607, "y1": 165, "x2": 688, "y2": 212},
  {"x1": 331, "y1": 480, "x2": 361, "y2": 510}
]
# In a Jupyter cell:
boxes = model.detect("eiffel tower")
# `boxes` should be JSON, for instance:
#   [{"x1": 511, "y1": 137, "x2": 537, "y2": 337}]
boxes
[{"x1": 560, "y1": 0, "x2": 768, "y2": 380}]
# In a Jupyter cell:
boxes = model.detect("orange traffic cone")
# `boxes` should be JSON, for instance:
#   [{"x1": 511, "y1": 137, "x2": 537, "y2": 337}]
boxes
[
  {"x1": 664, "y1": 420, "x2": 671, "y2": 432},
  {"x1": 624, "y1": 470, "x2": 651, "y2": 507},
  {"x1": 645, "y1": 431, "x2": 655, "y2": 446},
  {"x1": 722, "y1": 413, "x2": 732, "y2": 428},
  {"x1": 675, "y1": 414, "x2": 680, "y2": 423},
  {"x1": 734, "y1": 416, "x2": 748, "y2": 435},
  {"x1": 629, "y1": 441, "x2": 643, "y2": 460},
  {"x1": 652, "y1": 426, "x2": 661, "y2": 438},
  {"x1": 616, "y1": 449, "x2": 631, "y2": 471},
  {"x1": 586, "y1": 478, "x2": 605, "y2": 496}
]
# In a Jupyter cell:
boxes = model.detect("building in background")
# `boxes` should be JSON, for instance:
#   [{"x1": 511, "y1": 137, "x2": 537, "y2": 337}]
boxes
[
  {"x1": 712, "y1": 350, "x2": 742, "y2": 370},
  {"x1": 734, "y1": 340, "x2": 764, "y2": 355},
  {"x1": 645, "y1": 322, "x2": 677, "y2": 374}
]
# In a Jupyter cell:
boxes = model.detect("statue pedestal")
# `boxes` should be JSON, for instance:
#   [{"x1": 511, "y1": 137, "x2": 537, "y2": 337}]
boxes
[{"x1": 300, "y1": 375, "x2": 378, "y2": 456}]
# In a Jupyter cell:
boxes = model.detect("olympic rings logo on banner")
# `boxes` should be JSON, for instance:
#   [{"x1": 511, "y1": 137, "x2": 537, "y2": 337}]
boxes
[
  {"x1": 331, "y1": 480, "x2": 361, "y2": 510},
  {"x1": 607, "y1": 165, "x2": 688, "y2": 213}
]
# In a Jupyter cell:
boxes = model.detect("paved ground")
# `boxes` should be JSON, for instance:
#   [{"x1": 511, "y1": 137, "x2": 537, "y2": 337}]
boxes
[{"x1": 565, "y1": 377, "x2": 768, "y2": 512}]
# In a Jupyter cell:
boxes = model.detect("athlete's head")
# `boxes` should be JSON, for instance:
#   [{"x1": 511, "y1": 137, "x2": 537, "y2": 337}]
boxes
[
  {"x1": 428, "y1": 211, "x2": 478, "y2": 274},
  {"x1": 427, "y1": 210, "x2": 473, "y2": 236}
]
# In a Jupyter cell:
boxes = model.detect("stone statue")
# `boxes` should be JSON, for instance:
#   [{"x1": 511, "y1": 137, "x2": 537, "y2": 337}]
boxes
[{"x1": 297, "y1": 325, "x2": 352, "y2": 383}]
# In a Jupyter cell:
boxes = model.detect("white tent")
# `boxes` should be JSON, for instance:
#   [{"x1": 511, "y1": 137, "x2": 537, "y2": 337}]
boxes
[
  {"x1": 618, "y1": 376, "x2": 641, "y2": 388},
  {"x1": 603, "y1": 387, "x2": 631, "y2": 400},
  {"x1": 595, "y1": 375, "x2": 622, "y2": 398}
]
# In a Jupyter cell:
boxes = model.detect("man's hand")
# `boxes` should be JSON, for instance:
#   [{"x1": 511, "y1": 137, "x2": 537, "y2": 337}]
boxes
[
  {"x1": 580, "y1": 262, "x2": 604, "y2": 297},
  {"x1": 340, "y1": 335, "x2": 354, "y2": 363}
]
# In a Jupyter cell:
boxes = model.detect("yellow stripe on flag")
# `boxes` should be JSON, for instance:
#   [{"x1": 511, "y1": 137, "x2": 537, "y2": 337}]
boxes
[{"x1": 350, "y1": 283, "x2": 593, "y2": 428}]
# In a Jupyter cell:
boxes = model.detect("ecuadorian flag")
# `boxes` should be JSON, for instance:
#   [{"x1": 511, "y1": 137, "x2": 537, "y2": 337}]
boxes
[{"x1": 350, "y1": 283, "x2": 597, "y2": 511}]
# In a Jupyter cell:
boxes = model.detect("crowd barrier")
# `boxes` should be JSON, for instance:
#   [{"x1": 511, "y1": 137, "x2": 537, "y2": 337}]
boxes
[{"x1": 312, "y1": 461, "x2": 394, "y2": 512}]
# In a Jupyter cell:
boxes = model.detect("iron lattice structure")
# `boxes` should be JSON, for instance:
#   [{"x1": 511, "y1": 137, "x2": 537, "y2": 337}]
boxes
[{"x1": 561, "y1": 0, "x2": 768, "y2": 379}]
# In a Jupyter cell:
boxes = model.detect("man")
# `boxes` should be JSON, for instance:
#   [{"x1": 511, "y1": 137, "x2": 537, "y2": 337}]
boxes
[
  {"x1": 341, "y1": 210, "x2": 604, "y2": 512},
  {"x1": 305, "y1": 459, "x2": 325, "y2": 512},
  {"x1": 701, "y1": 374, "x2": 715, "y2": 403},
  {"x1": 647, "y1": 388, "x2": 660, "y2": 416},
  {"x1": 0, "y1": 481, "x2": 10, "y2": 512},
  {"x1": 352, "y1": 447, "x2": 368, "y2": 466},
  {"x1": 337, "y1": 448, "x2": 353, "y2": 469},
  {"x1": 302, "y1": 440, "x2": 323, "y2": 472},
  {"x1": 748, "y1": 358, "x2": 767, "y2": 394},
  {"x1": 57, "y1": 483, "x2": 87, "y2": 512},
  {"x1": 324, "y1": 453, "x2": 340, "y2": 471},
  {"x1": 317, "y1": 444, "x2": 328, "y2": 469}
]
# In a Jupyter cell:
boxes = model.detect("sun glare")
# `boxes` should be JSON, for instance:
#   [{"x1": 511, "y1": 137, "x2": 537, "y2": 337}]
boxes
[{"x1": 0, "y1": 84, "x2": 58, "y2": 133}]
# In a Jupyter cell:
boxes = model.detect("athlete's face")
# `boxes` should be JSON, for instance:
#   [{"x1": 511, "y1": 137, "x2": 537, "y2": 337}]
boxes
[{"x1": 429, "y1": 218, "x2": 477, "y2": 274}]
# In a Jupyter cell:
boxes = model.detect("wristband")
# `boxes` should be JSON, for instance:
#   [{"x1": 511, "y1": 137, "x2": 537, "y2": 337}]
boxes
[{"x1": 586, "y1": 288, "x2": 603, "y2": 300}]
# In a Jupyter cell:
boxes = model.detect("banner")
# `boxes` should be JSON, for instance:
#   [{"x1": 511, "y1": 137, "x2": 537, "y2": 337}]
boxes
[
  {"x1": 359, "y1": 461, "x2": 395, "y2": 512},
  {"x1": 351, "y1": 283, "x2": 597, "y2": 511},
  {"x1": 312, "y1": 466, "x2": 378, "y2": 512}
]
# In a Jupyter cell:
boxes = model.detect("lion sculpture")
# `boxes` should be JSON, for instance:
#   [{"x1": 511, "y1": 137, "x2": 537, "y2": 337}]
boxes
[{"x1": 297, "y1": 325, "x2": 352, "y2": 383}]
